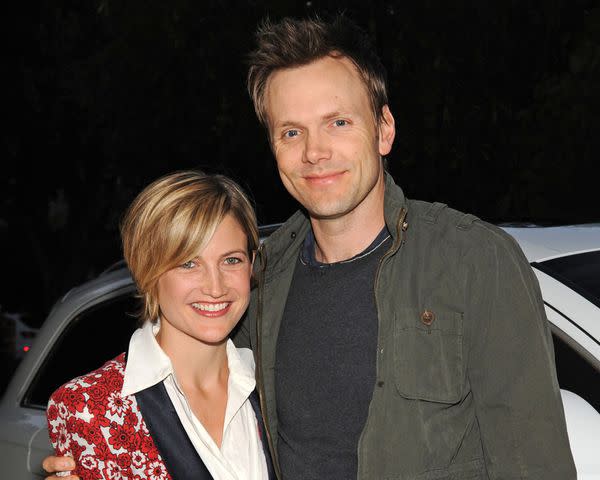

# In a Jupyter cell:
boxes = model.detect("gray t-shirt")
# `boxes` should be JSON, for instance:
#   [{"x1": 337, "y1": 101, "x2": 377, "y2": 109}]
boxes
[{"x1": 275, "y1": 227, "x2": 391, "y2": 479}]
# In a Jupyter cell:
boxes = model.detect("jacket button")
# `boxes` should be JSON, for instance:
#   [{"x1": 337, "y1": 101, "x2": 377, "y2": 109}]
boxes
[
  {"x1": 377, "y1": 381, "x2": 385, "y2": 387},
  {"x1": 291, "y1": 232, "x2": 296, "y2": 239},
  {"x1": 421, "y1": 310, "x2": 435, "y2": 326}
]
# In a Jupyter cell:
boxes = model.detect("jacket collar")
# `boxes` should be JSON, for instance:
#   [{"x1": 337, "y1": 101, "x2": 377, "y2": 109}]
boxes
[
  {"x1": 382, "y1": 172, "x2": 409, "y2": 247},
  {"x1": 135, "y1": 383, "x2": 276, "y2": 480},
  {"x1": 135, "y1": 381, "x2": 214, "y2": 480},
  {"x1": 260, "y1": 172, "x2": 408, "y2": 273},
  {"x1": 257, "y1": 210, "x2": 310, "y2": 280}
]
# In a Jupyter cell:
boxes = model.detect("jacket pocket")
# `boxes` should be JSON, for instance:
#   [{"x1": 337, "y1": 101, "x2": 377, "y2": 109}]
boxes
[
  {"x1": 393, "y1": 308, "x2": 465, "y2": 403},
  {"x1": 413, "y1": 458, "x2": 486, "y2": 480}
]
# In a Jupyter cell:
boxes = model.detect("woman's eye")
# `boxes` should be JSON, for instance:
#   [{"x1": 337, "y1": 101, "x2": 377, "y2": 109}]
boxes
[
  {"x1": 181, "y1": 260, "x2": 196, "y2": 269},
  {"x1": 284, "y1": 129, "x2": 299, "y2": 138},
  {"x1": 334, "y1": 119, "x2": 348, "y2": 127},
  {"x1": 224, "y1": 257, "x2": 242, "y2": 265}
]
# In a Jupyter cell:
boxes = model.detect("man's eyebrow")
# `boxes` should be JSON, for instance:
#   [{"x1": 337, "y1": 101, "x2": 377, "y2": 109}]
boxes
[
  {"x1": 274, "y1": 111, "x2": 349, "y2": 129},
  {"x1": 322, "y1": 111, "x2": 344, "y2": 121},
  {"x1": 274, "y1": 121, "x2": 298, "y2": 130}
]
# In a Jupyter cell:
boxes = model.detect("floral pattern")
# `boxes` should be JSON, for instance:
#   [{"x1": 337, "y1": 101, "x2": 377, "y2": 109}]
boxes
[{"x1": 47, "y1": 354, "x2": 171, "y2": 480}]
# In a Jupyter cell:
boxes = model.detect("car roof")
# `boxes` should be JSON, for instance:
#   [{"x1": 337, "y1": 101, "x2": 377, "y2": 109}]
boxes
[
  {"x1": 501, "y1": 224, "x2": 600, "y2": 263},
  {"x1": 68, "y1": 222, "x2": 600, "y2": 297}
]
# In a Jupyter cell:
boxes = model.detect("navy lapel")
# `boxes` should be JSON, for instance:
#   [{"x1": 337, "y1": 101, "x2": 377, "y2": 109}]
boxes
[
  {"x1": 249, "y1": 390, "x2": 276, "y2": 479},
  {"x1": 135, "y1": 382, "x2": 213, "y2": 480}
]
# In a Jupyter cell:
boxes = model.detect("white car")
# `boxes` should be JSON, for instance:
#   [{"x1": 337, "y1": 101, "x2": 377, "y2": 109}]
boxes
[
  {"x1": 502, "y1": 224, "x2": 600, "y2": 478},
  {"x1": 1, "y1": 312, "x2": 40, "y2": 360},
  {"x1": 0, "y1": 224, "x2": 598, "y2": 478}
]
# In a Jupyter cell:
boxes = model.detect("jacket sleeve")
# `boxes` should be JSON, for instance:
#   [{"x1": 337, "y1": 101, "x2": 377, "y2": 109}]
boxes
[
  {"x1": 46, "y1": 385, "x2": 92, "y2": 479},
  {"x1": 466, "y1": 226, "x2": 576, "y2": 479},
  {"x1": 46, "y1": 370, "x2": 136, "y2": 480}
]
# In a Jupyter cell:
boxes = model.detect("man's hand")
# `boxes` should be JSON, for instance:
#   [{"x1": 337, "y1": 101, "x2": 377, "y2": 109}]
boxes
[{"x1": 42, "y1": 455, "x2": 78, "y2": 480}]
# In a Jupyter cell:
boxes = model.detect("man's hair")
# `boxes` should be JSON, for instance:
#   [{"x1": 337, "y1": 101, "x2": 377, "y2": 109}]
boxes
[
  {"x1": 120, "y1": 170, "x2": 259, "y2": 322},
  {"x1": 247, "y1": 14, "x2": 389, "y2": 128}
]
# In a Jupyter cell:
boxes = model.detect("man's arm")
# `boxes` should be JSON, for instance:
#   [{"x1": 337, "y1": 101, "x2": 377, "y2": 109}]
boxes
[
  {"x1": 467, "y1": 226, "x2": 576, "y2": 479},
  {"x1": 42, "y1": 456, "x2": 78, "y2": 480}
]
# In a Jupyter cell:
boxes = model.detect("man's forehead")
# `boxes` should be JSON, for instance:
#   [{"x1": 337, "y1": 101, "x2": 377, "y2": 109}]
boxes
[
  {"x1": 265, "y1": 57, "x2": 370, "y2": 121},
  {"x1": 267, "y1": 55, "x2": 360, "y2": 89}
]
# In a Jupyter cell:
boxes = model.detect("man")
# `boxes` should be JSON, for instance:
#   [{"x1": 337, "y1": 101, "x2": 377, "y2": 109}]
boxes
[{"x1": 45, "y1": 14, "x2": 575, "y2": 480}]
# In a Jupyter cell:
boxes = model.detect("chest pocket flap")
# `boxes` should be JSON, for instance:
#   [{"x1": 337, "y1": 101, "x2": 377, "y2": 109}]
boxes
[{"x1": 394, "y1": 308, "x2": 465, "y2": 404}]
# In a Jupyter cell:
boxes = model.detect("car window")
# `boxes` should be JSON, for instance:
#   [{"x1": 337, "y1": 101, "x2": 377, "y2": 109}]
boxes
[
  {"x1": 24, "y1": 293, "x2": 140, "y2": 409},
  {"x1": 552, "y1": 332, "x2": 600, "y2": 413},
  {"x1": 536, "y1": 251, "x2": 600, "y2": 309},
  {"x1": 22, "y1": 284, "x2": 600, "y2": 416}
]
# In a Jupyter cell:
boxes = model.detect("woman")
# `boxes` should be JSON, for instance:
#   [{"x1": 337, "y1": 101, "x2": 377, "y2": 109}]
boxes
[{"x1": 46, "y1": 171, "x2": 273, "y2": 480}]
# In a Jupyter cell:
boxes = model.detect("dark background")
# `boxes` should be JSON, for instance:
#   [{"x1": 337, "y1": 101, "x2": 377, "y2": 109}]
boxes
[{"x1": 3, "y1": 0, "x2": 599, "y2": 331}]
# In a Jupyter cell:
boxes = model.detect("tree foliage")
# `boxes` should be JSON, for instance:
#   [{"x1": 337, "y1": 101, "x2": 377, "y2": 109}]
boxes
[{"x1": 3, "y1": 0, "x2": 599, "y2": 321}]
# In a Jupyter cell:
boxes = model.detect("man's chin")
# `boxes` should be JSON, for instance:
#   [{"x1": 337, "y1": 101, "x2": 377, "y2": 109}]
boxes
[{"x1": 305, "y1": 202, "x2": 353, "y2": 221}]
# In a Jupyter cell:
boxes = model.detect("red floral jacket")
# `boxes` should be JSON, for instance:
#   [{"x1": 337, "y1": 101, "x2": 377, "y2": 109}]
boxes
[{"x1": 47, "y1": 354, "x2": 171, "y2": 480}]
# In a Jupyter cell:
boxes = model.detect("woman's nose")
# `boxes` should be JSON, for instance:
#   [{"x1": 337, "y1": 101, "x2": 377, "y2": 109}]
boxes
[{"x1": 201, "y1": 267, "x2": 226, "y2": 298}]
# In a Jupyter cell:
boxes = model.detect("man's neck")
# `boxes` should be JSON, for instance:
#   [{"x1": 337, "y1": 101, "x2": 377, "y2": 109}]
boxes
[{"x1": 310, "y1": 186, "x2": 386, "y2": 264}]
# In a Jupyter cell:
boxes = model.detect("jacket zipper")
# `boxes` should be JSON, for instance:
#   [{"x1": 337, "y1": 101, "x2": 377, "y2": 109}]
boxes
[
  {"x1": 255, "y1": 243, "x2": 283, "y2": 479},
  {"x1": 357, "y1": 206, "x2": 407, "y2": 478},
  {"x1": 374, "y1": 207, "x2": 407, "y2": 301}
]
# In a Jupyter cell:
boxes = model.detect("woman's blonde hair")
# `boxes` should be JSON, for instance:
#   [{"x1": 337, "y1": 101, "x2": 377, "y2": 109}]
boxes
[{"x1": 120, "y1": 171, "x2": 259, "y2": 322}]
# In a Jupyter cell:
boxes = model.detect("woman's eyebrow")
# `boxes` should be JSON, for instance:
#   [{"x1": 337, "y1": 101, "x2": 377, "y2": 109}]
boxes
[{"x1": 221, "y1": 249, "x2": 249, "y2": 257}]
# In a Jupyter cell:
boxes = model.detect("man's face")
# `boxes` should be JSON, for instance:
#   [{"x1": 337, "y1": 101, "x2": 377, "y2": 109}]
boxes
[{"x1": 265, "y1": 55, "x2": 395, "y2": 221}]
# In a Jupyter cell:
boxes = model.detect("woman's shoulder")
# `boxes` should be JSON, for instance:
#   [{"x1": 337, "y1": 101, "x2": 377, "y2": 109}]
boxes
[
  {"x1": 48, "y1": 353, "x2": 127, "y2": 407},
  {"x1": 45, "y1": 353, "x2": 166, "y2": 478}
]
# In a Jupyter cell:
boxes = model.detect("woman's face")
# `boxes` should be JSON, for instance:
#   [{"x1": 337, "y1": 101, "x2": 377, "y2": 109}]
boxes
[{"x1": 156, "y1": 214, "x2": 253, "y2": 346}]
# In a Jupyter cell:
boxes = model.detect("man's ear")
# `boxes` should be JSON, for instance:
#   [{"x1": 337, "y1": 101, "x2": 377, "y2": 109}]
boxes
[{"x1": 378, "y1": 105, "x2": 395, "y2": 156}]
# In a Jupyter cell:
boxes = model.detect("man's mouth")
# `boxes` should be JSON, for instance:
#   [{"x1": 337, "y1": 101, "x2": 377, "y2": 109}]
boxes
[{"x1": 304, "y1": 171, "x2": 345, "y2": 185}]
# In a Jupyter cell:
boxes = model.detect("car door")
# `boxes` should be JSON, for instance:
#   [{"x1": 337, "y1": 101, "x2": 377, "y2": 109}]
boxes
[{"x1": 0, "y1": 269, "x2": 137, "y2": 479}]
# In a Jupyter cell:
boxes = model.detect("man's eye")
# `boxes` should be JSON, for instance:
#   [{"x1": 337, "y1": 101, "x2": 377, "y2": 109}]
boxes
[
  {"x1": 284, "y1": 129, "x2": 299, "y2": 138},
  {"x1": 181, "y1": 260, "x2": 196, "y2": 269},
  {"x1": 334, "y1": 119, "x2": 348, "y2": 127}
]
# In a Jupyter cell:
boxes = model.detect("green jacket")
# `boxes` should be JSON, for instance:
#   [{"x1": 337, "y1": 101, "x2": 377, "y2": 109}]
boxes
[{"x1": 234, "y1": 174, "x2": 576, "y2": 479}]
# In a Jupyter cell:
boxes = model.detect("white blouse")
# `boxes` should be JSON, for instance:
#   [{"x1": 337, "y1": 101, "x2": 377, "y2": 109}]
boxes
[{"x1": 121, "y1": 320, "x2": 268, "y2": 480}]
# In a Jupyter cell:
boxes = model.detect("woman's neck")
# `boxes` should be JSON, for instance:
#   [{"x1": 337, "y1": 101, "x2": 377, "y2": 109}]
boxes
[
  {"x1": 155, "y1": 321, "x2": 230, "y2": 447},
  {"x1": 155, "y1": 322, "x2": 229, "y2": 392}
]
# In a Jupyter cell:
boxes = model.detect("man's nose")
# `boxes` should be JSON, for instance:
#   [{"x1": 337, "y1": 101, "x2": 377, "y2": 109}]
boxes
[
  {"x1": 303, "y1": 130, "x2": 331, "y2": 164},
  {"x1": 201, "y1": 267, "x2": 227, "y2": 298}
]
